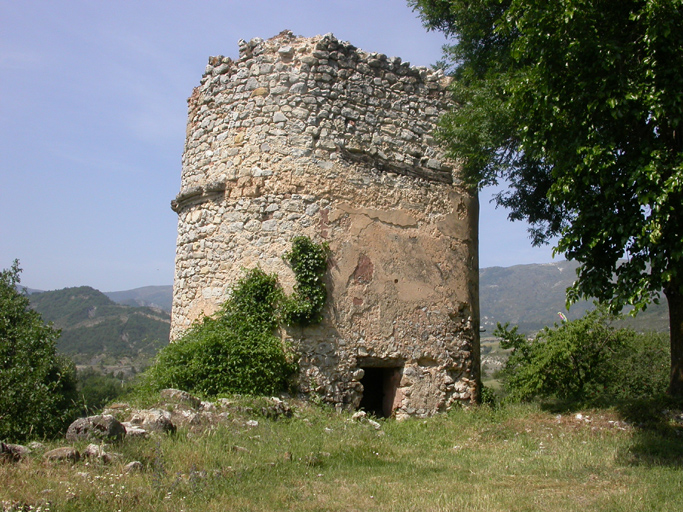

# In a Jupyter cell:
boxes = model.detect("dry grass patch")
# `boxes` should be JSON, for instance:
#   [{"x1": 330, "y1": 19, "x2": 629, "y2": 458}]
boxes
[{"x1": 1, "y1": 401, "x2": 682, "y2": 511}]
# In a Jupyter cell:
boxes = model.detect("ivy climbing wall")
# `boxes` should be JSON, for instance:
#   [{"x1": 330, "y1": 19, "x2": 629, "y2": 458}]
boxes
[{"x1": 171, "y1": 31, "x2": 480, "y2": 417}]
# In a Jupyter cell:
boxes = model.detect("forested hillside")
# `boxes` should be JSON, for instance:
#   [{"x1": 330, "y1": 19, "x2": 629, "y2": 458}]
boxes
[
  {"x1": 28, "y1": 286, "x2": 170, "y2": 369},
  {"x1": 480, "y1": 261, "x2": 669, "y2": 333}
]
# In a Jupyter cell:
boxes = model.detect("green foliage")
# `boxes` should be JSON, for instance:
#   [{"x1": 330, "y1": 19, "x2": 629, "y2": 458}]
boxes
[
  {"x1": 76, "y1": 368, "x2": 130, "y2": 416},
  {"x1": 411, "y1": 0, "x2": 683, "y2": 393},
  {"x1": 0, "y1": 261, "x2": 79, "y2": 441},
  {"x1": 608, "y1": 331, "x2": 670, "y2": 401},
  {"x1": 144, "y1": 268, "x2": 294, "y2": 396},
  {"x1": 281, "y1": 236, "x2": 330, "y2": 326},
  {"x1": 497, "y1": 309, "x2": 669, "y2": 404},
  {"x1": 143, "y1": 237, "x2": 328, "y2": 397}
]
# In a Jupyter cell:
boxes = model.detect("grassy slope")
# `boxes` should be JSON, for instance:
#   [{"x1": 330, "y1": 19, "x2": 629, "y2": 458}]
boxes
[{"x1": 2, "y1": 401, "x2": 682, "y2": 511}]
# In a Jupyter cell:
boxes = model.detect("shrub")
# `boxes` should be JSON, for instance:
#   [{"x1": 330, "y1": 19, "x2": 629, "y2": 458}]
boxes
[
  {"x1": 76, "y1": 368, "x2": 131, "y2": 416},
  {"x1": 144, "y1": 268, "x2": 295, "y2": 396},
  {"x1": 497, "y1": 308, "x2": 669, "y2": 404},
  {"x1": 606, "y1": 331, "x2": 669, "y2": 400},
  {"x1": 143, "y1": 236, "x2": 328, "y2": 398},
  {"x1": 0, "y1": 261, "x2": 79, "y2": 441}
]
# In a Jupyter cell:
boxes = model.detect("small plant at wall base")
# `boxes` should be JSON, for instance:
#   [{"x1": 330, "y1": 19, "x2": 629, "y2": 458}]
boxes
[
  {"x1": 281, "y1": 236, "x2": 330, "y2": 326},
  {"x1": 143, "y1": 236, "x2": 328, "y2": 397}
]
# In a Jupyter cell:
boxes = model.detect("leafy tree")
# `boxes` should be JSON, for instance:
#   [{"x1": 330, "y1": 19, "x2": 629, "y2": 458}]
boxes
[
  {"x1": 496, "y1": 310, "x2": 669, "y2": 403},
  {"x1": 410, "y1": 0, "x2": 683, "y2": 395},
  {"x1": 0, "y1": 261, "x2": 79, "y2": 441}
]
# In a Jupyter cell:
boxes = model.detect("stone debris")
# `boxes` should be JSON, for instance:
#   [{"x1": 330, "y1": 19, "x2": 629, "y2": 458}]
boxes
[
  {"x1": 65, "y1": 415, "x2": 126, "y2": 442},
  {"x1": 350, "y1": 410, "x2": 381, "y2": 430},
  {"x1": 122, "y1": 424, "x2": 149, "y2": 439},
  {"x1": 43, "y1": 447, "x2": 80, "y2": 463},
  {"x1": 0, "y1": 442, "x2": 30, "y2": 463},
  {"x1": 259, "y1": 397, "x2": 293, "y2": 419},
  {"x1": 160, "y1": 388, "x2": 203, "y2": 409},
  {"x1": 128, "y1": 409, "x2": 176, "y2": 434},
  {"x1": 81, "y1": 443, "x2": 115, "y2": 463},
  {"x1": 123, "y1": 460, "x2": 143, "y2": 473}
]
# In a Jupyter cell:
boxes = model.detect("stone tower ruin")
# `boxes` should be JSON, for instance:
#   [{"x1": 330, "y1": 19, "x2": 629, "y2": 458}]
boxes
[{"x1": 171, "y1": 31, "x2": 480, "y2": 418}]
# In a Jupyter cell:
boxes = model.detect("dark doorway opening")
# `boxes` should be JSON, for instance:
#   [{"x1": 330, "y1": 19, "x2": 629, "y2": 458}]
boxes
[{"x1": 358, "y1": 366, "x2": 402, "y2": 418}]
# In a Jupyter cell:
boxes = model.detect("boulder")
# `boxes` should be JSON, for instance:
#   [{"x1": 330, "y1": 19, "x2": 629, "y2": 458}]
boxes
[
  {"x1": 260, "y1": 397, "x2": 293, "y2": 419},
  {"x1": 0, "y1": 442, "x2": 30, "y2": 463},
  {"x1": 130, "y1": 409, "x2": 176, "y2": 434},
  {"x1": 82, "y1": 443, "x2": 113, "y2": 463},
  {"x1": 122, "y1": 424, "x2": 149, "y2": 439},
  {"x1": 66, "y1": 415, "x2": 126, "y2": 442},
  {"x1": 44, "y1": 447, "x2": 80, "y2": 463},
  {"x1": 159, "y1": 389, "x2": 201, "y2": 409}
]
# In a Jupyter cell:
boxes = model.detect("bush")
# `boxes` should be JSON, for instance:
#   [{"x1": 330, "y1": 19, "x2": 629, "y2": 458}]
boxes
[
  {"x1": 497, "y1": 308, "x2": 669, "y2": 404},
  {"x1": 144, "y1": 268, "x2": 296, "y2": 396},
  {"x1": 143, "y1": 237, "x2": 329, "y2": 398},
  {"x1": 76, "y1": 368, "x2": 131, "y2": 416},
  {"x1": 607, "y1": 331, "x2": 669, "y2": 400},
  {"x1": 0, "y1": 261, "x2": 79, "y2": 441}
]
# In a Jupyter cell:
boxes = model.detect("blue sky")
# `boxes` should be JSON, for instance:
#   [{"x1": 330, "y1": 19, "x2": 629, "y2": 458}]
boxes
[{"x1": 1, "y1": 0, "x2": 557, "y2": 292}]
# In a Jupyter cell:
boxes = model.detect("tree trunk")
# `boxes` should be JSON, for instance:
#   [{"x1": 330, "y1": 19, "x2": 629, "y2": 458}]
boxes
[{"x1": 665, "y1": 287, "x2": 683, "y2": 397}]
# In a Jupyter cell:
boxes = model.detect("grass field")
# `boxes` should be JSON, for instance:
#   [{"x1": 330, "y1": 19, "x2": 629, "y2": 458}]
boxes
[{"x1": 2, "y1": 398, "x2": 682, "y2": 512}]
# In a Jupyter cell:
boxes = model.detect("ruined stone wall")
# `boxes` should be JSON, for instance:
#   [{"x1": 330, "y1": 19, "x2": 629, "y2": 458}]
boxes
[{"x1": 171, "y1": 31, "x2": 480, "y2": 417}]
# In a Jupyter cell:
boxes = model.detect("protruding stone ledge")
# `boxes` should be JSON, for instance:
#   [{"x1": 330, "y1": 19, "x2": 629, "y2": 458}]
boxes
[
  {"x1": 171, "y1": 181, "x2": 227, "y2": 212},
  {"x1": 339, "y1": 147, "x2": 453, "y2": 185}
]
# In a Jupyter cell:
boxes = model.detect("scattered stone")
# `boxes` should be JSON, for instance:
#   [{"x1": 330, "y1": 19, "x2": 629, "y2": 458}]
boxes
[
  {"x1": 28, "y1": 441, "x2": 45, "y2": 451},
  {"x1": 160, "y1": 388, "x2": 202, "y2": 409},
  {"x1": 200, "y1": 401, "x2": 216, "y2": 412},
  {"x1": 43, "y1": 447, "x2": 80, "y2": 463},
  {"x1": 129, "y1": 409, "x2": 176, "y2": 434},
  {"x1": 260, "y1": 397, "x2": 293, "y2": 419},
  {"x1": 82, "y1": 443, "x2": 113, "y2": 463},
  {"x1": 246, "y1": 420, "x2": 259, "y2": 428},
  {"x1": 122, "y1": 424, "x2": 149, "y2": 439},
  {"x1": 367, "y1": 419, "x2": 382, "y2": 430},
  {"x1": 351, "y1": 411, "x2": 366, "y2": 421},
  {"x1": 66, "y1": 415, "x2": 126, "y2": 442},
  {"x1": 82, "y1": 444, "x2": 105, "y2": 459},
  {"x1": 0, "y1": 442, "x2": 30, "y2": 463},
  {"x1": 123, "y1": 461, "x2": 143, "y2": 473}
]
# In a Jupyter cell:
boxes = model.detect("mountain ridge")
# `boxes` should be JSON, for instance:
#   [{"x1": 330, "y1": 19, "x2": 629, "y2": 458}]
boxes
[{"x1": 28, "y1": 286, "x2": 171, "y2": 369}]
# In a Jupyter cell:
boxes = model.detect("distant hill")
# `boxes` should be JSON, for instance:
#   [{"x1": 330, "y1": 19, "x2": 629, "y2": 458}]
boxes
[
  {"x1": 480, "y1": 260, "x2": 669, "y2": 333},
  {"x1": 23, "y1": 259, "x2": 667, "y2": 372},
  {"x1": 28, "y1": 286, "x2": 170, "y2": 368},
  {"x1": 105, "y1": 285, "x2": 173, "y2": 312}
]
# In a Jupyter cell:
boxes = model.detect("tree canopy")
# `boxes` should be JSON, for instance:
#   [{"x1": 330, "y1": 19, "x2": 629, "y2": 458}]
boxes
[
  {"x1": 410, "y1": 0, "x2": 683, "y2": 394},
  {"x1": 0, "y1": 261, "x2": 79, "y2": 441}
]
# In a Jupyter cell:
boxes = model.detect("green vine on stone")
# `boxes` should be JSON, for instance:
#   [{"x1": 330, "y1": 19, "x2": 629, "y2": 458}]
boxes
[{"x1": 281, "y1": 236, "x2": 330, "y2": 326}]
